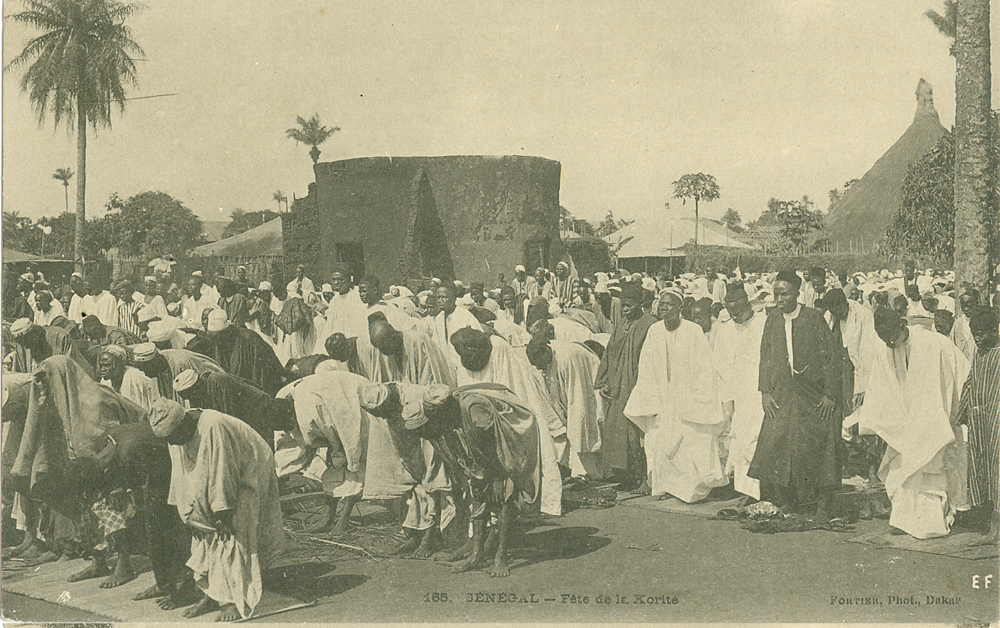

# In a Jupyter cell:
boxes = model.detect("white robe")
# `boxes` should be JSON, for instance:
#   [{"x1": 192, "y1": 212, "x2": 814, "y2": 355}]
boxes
[
  {"x1": 103, "y1": 366, "x2": 161, "y2": 410},
  {"x1": 457, "y1": 336, "x2": 563, "y2": 516},
  {"x1": 87, "y1": 291, "x2": 119, "y2": 326},
  {"x1": 167, "y1": 410, "x2": 285, "y2": 619},
  {"x1": 625, "y1": 319, "x2": 726, "y2": 503},
  {"x1": 321, "y1": 288, "x2": 367, "y2": 341},
  {"x1": 33, "y1": 301, "x2": 67, "y2": 327},
  {"x1": 280, "y1": 371, "x2": 371, "y2": 498},
  {"x1": 432, "y1": 306, "x2": 484, "y2": 377},
  {"x1": 855, "y1": 326, "x2": 970, "y2": 539},
  {"x1": 541, "y1": 340, "x2": 605, "y2": 478},
  {"x1": 713, "y1": 313, "x2": 767, "y2": 499},
  {"x1": 68, "y1": 293, "x2": 86, "y2": 324}
]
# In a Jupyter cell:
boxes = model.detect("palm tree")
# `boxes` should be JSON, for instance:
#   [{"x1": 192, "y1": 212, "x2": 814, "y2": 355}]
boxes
[
  {"x1": 272, "y1": 190, "x2": 286, "y2": 214},
  {"x1": 286, "y1": 114, "x2": 340, "y2": 164},
  {"x1": 952, "y1": 0, "x2": 993, "y2": 296},
  {"x1": 672, "y1": 173, "x2": 721, "y2": 245},
  {"x1": 5, "y1": 0, "x2": 144, "y2": 272},
  {"x1": 52, "y1": 167, "x2": 73, "y2": 213},
  {"x1": 925, "y1": 1, "x2": 958, "y2": 56}
]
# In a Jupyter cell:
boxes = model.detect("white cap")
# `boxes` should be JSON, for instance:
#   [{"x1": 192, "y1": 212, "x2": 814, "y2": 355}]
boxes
[
  {"x1": 172, "y1": 369, "x2": 199, "y2": 393},
  {"x1": 514, "y1": 265, "x2": 526, "y2": 273},
  {"x1": 322, "y1": 283, "x2": 334, "y2": 293},
  {"x1": 258, "y1": 281, "x2": 272, "y2": 291}
]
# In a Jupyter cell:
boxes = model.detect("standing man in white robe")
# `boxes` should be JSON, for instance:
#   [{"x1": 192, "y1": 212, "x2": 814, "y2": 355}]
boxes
[
  {"x1": 714, "y1": 284, "x2": 767, "y2": 500},
  {"x1": 625, "y1": 288, "x2": 727, "y2": 503},
  {"x1": 322, "y1": 264, "x2": 367, "y2": 341},
  {"x1": 857, "y1": 309, "x2": 970, "y2": 539},
  {"x1": 149, "y1": 398, "x2": 284, "y2": 621},
  {"x1": 431, "y1": 283, "x2": 484, "y2": 378}
]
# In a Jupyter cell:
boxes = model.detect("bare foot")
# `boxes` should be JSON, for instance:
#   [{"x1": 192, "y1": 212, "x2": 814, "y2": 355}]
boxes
[
  {"x1": 631, "y1": 481, "x2": 651, "y2": 496},
  {"x1": 183, "y1": 595, "x2": 219, "y2": 618},
  {"x1": 3, "y1": 537, "x2": 38, "y2": 559},
  {"x1": 17, "y1": 543, "x2": 48, "y2": 561},
  {"x1": 158, "y1": 583, "x2": 202, "y2": 610},
  {"x1": 413, "y1": 533, "x2": 438, "y2": 559},
  {"x1": 488, "y1": 559, "x2": 510, "y2": 578},
  {"x1": 100, "y1": 565, "x2": 137, "y2": 588},
  {"x1": 215, "y1": 603, "x2": 240, "y2": 621},
  {"x1": 452, "y1": 553, "x2": 488, "y2": 574},
  {"x1": 389, "y1": 536, "x2": 420, "y2": 556},
  {"x1": 134, "y1": 584, "x2": 168, "y2": 601},
  {"x1": 656, "y1": 493, "x2": 673, "y2": 501},
  {"x1": 23, "y1": 550, "x2": 61, "y2": 567},
  {"x1": 68, "y1": 560, "x2": 111, "y2": 582},
  {"x1": 438, "y1": 538, "x2": 473, "y2": 563}
]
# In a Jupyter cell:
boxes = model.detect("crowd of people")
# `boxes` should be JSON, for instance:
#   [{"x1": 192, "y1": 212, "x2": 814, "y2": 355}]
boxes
[{"x1": 2, "y1": 256, "x2": 998, "y2": 620}]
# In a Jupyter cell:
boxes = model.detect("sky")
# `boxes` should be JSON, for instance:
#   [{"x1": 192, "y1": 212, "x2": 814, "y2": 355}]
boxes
[{"x1": 2, "y1": 0, "x2": 999, "y2": 229}]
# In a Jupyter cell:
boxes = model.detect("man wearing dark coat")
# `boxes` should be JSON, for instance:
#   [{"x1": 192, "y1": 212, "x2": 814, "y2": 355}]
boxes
[
  {"x1": 593, "y1": 280, "x2": 657, "y2": 492},
  {"x1": 204, "y1": 309, "x2": 288, "y2": 395},
  {"x1": 750, "y1": 270, "x2": 844, "y2": 518}
]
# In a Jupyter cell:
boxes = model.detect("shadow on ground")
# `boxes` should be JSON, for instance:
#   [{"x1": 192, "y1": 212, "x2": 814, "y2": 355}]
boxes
[{"x1": 265, "y1": 561, "x2": 368, "y2": 602}]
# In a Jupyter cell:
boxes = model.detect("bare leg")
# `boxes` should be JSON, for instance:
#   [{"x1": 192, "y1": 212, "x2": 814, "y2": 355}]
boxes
[
  {"x1": 414, "y1": 526, "x2": 439, "y2": 558},
  {"x1": 158, "y1": 578, "x2": 201, "y2": 611},
  {"x1": 306, "y1": 496, "x2": 340, "y2": 533},
  {"x1": 100, "y1": 547, "x2": 137, "y2": 588},
  {"x1": 389, "y1": 528, "x2": 422, "y2": 556},
  {"x1": 973, "y1": 508, "x2": 1000, "y2": 546},
  {"x1": 452, "y1": 518, "x2": 488, "y2": 573},
  {"x1": 488, "y1": 502, "x2": 513, "y2": 578},
  {"x1": 183, "y1": 594, "x2": 219, "y2": 618},
  {"x1": 215, "y1": 603, "x2": 240, "y2": 622},
  {"x1": 436, "y1": 536, "x2": 474, "y2": 563},
  {"x1": 134, "y1": 583, "x2": 169, "y2": 601},
  {"x1": 68, "y1": 552, "x2": 111, "y2": 582},
  {"x1": 331, "y1": 494, "x2": 360, "y2": 537}
]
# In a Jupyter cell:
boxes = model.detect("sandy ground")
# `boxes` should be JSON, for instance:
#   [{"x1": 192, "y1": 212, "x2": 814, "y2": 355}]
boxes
[{"x1": 3, "y1": 500, "x2": 997, "y2": 624}]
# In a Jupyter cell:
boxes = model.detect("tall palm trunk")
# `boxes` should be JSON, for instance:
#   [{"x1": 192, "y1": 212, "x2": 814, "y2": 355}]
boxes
[
  {"x1": 694, "y1": 197, "x2": 700, "y2": 245},
  {"x1": 63, "y1": 183, "x2": 69, "y2": 214},
  {"x1": 75, "y1": 99, "x2": 87, "y2": 273},
  {"x1": 953, "y1": 0, "x2": 993, "y2": 296}
]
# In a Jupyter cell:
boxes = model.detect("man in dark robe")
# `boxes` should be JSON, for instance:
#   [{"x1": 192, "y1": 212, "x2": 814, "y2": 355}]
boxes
[
  {"x1": 750, "y1": 270, "x2": 843, "y2": 518},
  {"x1": 80, "y1": 313, "x2": 141, "y2": 363},
  {"x1": 131, "y1": 343, "x2": 224, "y2": 403},
  {"x1": 205, "y1": 309, "x2": 288, "y2": 395},
  {"x1": 172, "y1": 368, "x2": 296, "y2": 448},
  {"x1": 956, "y1": 307, "x2": 1000, "y2": 544},
  {"x1": 8, "y1": 318, "x2": 94, "y2": 378},
  {"x1": 216, "y1": 277, "x2": 250, "y2": 328},
  {"x1": 593, "y1": 280, "x2": 657, "y2": 491}
]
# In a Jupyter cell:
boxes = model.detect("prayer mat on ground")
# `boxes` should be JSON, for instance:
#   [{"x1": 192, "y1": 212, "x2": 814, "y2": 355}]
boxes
[
  {"x1": 617, "y1": 493, "x2": 744, "y2": 519},
  {"x1": 845, "y1": 530, "x2": 999, "y2": 561},
  {"x1": 2, "y1": 554, "x2": 313, "y2": 622}
]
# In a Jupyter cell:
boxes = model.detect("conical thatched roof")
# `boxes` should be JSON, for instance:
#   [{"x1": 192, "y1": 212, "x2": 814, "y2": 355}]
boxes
[
  {"x1": 189, "y1": 218, "x2": 283, "y2": 257},
  {"x1": 824, "y1": 79, "x2": 946, "y2": 252}
]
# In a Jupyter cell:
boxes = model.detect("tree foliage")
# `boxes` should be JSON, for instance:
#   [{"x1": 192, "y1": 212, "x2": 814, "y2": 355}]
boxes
[
  {"x1": 672, "y1": 173, "x2": 721, "y2": 208},
  {"x1": 97, "y1": 191, "x2": 205, "y2": 258},
  {"x1": 878, "y1": 132, "x2": 955, "y2": 263},
  {"x1": 595, "y1": 210, "x2": 633, "y2": 238},
  {"x1": 721, "y1": 208, "x2": 743, "y2": 233},
  {"x1": 286, "y1": 113, "x2": 340, "y2": 163},
  {"x1": 559, "y1": 206, "x2": 597, "y2": 237},
  {"x1": 764, "y1": 196, "x2": 825, "y2": 254},
  {"x1": 925, "y1": 0, "x2": 957, "y2": 56},
  {"x1": 221, "y1": 208, "x2": 281, "y2": 240}
]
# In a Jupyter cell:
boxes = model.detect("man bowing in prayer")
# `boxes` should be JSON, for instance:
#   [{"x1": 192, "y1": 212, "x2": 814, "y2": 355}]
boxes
[
  {"x1": 148, "y1": 398, "x2": 285, "y2": 621},
  {"x1": 526, "y1": 331, "x2": 605, "y2": 479},
  {"x1": 855, "y1": 308, "x2": 969, "y2": 539},
  {"x1": 625, "y1": 287, "x2": 727, "y2": 502},
  {"x1": 593, "y1": 280, "x2": 657, "y2": 492},
  {"x1": 750, "y1": 270, "x2": 844, "y2": 519}
]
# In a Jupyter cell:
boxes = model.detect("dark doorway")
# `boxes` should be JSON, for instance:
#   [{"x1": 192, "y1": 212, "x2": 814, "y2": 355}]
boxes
[{"x1": 335, "y1": 242, "x2": 365, "y2": 282}]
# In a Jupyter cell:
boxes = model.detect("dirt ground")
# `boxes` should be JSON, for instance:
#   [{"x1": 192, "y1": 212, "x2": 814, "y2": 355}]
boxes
[{"x1": 3, "y1": 497, "x2": 997, "y2": 625}]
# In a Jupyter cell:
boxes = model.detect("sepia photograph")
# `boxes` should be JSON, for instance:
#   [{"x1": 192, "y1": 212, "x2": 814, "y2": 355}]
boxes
[{"x1": 1, "y1": 0, "x2": 998, "y2": 624}]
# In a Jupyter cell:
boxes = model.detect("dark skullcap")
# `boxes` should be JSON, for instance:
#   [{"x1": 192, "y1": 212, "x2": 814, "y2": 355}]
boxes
[
  {"x1": 620, "y1": 279, "x2": 643, "y2": 301},
  {"x1": 525, "y1": 297, "x2": 551, "y2": 330},
  {"x1": 470, "y1": 281, "x2": 485, "y2": 291},
  {"x1": 368, "y1": 311, "x2": 388, "y2": 325},
  {"x1": 525, "y1": 333, "x2": 552, "y2": 370},
  {"x1": 969, "y1": 306, "x2": 999, "y2": 335},
  {"x1": 332, "y1": 263, "x2": 352, "y2": 277},
  {"x1": 723, "y1": 282, "x2": 748, "y2": 303},
  {"x1": 774, "y1": 270, "x2": 802, "y2": 290},
  {"x1": 874, "y1": 307, "x2": 905, "y2": 339},
  {"x1": 450, "y1": 327, "x2": 493, "y2": 372},
  {"x1": 821, "y1": 288, "x2": 847, "y2": 309},
  {"x1": 325, "y1": 333, "x2": 351, "y2": 360}
]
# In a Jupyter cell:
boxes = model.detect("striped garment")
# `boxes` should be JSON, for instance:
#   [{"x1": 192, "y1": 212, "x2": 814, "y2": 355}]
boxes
[
  {"x1": 117, "y1": 300, "x2": 143, "y2": 337},
  {"x1": 958, "y1": 346, "x2": 1000, "y2": 508}
]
